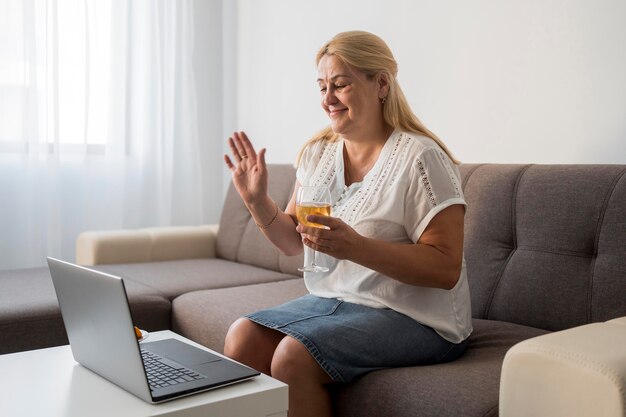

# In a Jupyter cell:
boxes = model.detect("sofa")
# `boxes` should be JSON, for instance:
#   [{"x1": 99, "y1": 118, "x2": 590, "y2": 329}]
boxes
[{"x1": 1, "y1": 163, "x2": 625, "y2": 416}]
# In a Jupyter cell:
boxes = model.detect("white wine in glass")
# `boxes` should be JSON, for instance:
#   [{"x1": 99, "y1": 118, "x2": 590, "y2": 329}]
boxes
[{"x1": 296, "y1": 186, "x2": 332, "y2": 272}]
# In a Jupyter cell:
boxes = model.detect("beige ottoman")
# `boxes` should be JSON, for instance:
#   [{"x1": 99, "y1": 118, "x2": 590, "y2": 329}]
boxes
[{"x1": 500, "y1": 318, "x2": 626, "y2": 417}]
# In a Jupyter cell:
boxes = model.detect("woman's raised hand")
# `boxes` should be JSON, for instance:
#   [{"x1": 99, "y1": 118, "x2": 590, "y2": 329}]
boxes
[{"x1": 224, "y1": 131, "x2": 268, "y2": 205}]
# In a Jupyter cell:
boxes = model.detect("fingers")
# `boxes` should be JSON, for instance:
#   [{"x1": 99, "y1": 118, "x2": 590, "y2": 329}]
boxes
[
  {"x1": 296, "y1": 223, "x2": 331, "y2": 238},
  {"x1": 224, "y1": 132, "x2": 268, "y2": 180},
  {"x1": 224, "y1": 132, "x2": 268, "y2": 181},
  {"x1": 298, "y1": 216, "x2": 359, "y2": 260},
  {"x1": 257, "y1": 148, "x2": 267, "y2": 172},
  {"x1": 227, "y1": 137, "x2": 243, "y2": 162},
  {"x1": 306, "y1": 214, "x2": 336, "y2": 228},
  {"x1": 237, "y1": 131, "x2": 258, "y2": 161},
  {"x1": 230, "y1": 131, "x2": 256, "y2": 161},
  {"x1": 302, "y1": 235, "x2": 328, "y2": 252},
  {"x1": 296, "y1": 215, "x2": 339, "y2": 236},
  {"x1": 297, "y1": 227, "x2": 328, "y2": 240},
  {"x1": 297, "y1": 215, "x2": 344, "y2": 251},
  {"x1": 224, "y1": 154, "x2": 235, "y2": 171}
]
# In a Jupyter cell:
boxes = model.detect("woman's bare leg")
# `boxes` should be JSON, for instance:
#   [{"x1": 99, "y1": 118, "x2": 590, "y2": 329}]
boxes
[
  {"x1": 271, "y1": 336, "x2": 334, "y2": 417},
  {"x1": 224, "y1": 318, "x2": 284, "y2": 375}
]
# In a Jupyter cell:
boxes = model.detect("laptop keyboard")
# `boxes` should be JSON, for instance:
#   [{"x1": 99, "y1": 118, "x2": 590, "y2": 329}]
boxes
[{"x1": 141, "y1": 349, "x2": 207, "y2": 390}]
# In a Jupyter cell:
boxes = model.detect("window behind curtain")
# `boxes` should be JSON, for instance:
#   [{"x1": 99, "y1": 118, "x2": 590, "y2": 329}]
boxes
[
  {"x1": 0, "y1": 0, "x2": 217, "y2": 271},
  {"x1": 0, "y1": 0, "x2": 112, "y2": 153}
]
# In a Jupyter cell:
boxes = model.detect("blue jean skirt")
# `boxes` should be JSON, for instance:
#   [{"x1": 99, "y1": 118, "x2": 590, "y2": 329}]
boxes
[{"x1": 245, "y1": 294, "x2": 468, "y2": 383}]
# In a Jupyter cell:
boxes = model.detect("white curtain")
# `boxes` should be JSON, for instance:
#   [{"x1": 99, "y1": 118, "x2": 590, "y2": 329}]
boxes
[{"x1": 0, "y1": 0, "x2": 216, "y2": 270}]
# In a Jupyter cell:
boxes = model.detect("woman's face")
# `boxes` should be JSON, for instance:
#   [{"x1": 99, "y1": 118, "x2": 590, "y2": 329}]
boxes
[{"x1": 317, "y1": 55, "x2": 384, "y2": 139}]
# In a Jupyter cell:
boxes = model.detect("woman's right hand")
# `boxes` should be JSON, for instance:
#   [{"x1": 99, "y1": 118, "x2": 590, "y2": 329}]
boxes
[{"x1": 224, "y1": 131, "x2": 268, "y2": 205}]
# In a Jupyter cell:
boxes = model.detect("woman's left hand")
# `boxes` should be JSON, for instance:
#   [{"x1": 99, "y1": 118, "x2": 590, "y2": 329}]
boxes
[{"x1": 296, "y1": 215, "x2": 364, "y2": 260}]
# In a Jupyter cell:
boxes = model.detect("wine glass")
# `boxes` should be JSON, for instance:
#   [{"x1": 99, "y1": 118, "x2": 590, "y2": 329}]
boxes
[{"x1": 296, "y1": 185, "x2": 332, "y2": 272}]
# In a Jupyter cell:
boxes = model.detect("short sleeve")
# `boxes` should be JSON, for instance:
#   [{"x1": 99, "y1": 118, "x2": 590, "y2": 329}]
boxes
[{"x1": 404, "y1": 147, "x2": 466, "y2": 242}]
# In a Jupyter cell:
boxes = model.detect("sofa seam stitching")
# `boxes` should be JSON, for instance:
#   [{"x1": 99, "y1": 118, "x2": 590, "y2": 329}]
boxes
[
  {"x1": 0, "y1": 315, "x2": 63, "y2": 326},
  {"x1": 219, "y1": 196, "x2": 252, "y2": 263},
  {"x1": 481, "y1": 404, "x2": 499, "y2": 417},
  {"x1": 170, "y1": 276, "x2": 303, "y2": 301},
  {"x1": 484, "y1": 164, "x2": 532, "y2": 319},
  {"x1": 588, "y1": 167, "x2": 626, "y2": 323},
  {"x1": 461, "y1": 163, "x2": 484, "y2": 190},
  {"x1": 516, "y1": 246, "x2": 593, "y2": 258}
]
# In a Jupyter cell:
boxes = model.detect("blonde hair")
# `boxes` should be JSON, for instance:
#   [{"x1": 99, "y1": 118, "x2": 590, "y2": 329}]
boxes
[{"x1": 296, "y1": 30, "x2": 459, "y2": 165}]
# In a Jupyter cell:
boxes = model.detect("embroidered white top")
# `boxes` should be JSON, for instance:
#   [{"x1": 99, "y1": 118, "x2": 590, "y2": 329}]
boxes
[{"x1": 296, "y1": 130, "x2": 472, "y2": 343}]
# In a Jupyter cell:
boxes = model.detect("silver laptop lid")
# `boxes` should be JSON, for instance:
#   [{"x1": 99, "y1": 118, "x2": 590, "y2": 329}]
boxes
[{"x1": 47, "y1": 257, "x2": 152, "y2": 403}]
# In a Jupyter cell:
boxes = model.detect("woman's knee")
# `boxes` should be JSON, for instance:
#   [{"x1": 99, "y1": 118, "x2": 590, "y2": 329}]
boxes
[
  {"x1": 271, "y1": 336, "x2": 331, "y2": 384},
  {"x1": 224, "y1": 318, "x2": 249, "y2": 359},
  {"x1": 223, "y1": 318, "x2": 283, "y2": 368}
]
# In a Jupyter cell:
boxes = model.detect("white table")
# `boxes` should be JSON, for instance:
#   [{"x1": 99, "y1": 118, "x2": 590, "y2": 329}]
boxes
[{"x1": 0, "y1": 330, "x2": 288, "y2": 417}]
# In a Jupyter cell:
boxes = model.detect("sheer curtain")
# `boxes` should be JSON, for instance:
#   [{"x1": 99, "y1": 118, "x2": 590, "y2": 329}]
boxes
[{"x1": 0, "y1": 0, "x2": 216, "y2": 270}]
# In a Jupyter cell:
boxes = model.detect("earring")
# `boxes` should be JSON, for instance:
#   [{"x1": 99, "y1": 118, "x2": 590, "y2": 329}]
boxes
[{"x1": 381, "y1": 97, "x2": 387, "y2": 104}]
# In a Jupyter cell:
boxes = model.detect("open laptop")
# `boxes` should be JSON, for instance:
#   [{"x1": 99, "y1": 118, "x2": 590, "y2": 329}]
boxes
[{"x1": 47, "y1": 257, "x2": 259, "y2": 404}]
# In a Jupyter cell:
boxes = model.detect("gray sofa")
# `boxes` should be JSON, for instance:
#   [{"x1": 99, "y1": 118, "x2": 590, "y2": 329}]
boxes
[{"x1": 2, "y1": 163, "x2": 625, "y2": 417}]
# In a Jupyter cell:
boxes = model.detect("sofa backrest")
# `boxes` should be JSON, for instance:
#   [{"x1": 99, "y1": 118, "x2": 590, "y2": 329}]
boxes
[
  {"x1": 217, "y1": 164, "x2": 303, "y2": 276},
  {"x1": 218, "y1": 163, "x2": 626, "y2": 332},
  {"x1": 460, "y1": 164, "x2": 626, "y2": 331}
]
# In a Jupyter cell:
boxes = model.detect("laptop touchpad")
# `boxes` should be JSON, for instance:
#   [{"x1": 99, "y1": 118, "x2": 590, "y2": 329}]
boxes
[{"x1": 145, "y1": 339, "x2": 222, "y2": 365}]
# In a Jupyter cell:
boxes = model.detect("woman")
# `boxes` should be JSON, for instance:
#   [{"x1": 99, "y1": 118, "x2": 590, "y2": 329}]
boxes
[{"x1": 223, "y1": 31, "x2": 471, "y2": 417}]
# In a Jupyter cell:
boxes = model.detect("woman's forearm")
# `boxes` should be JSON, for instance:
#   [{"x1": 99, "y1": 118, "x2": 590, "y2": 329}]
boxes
[
  {"x1": 351, "y1": 237, "x2": 462, "y2": 290},
  {"x1": 246, "y1": 195, "x2": 303, "y2": 256},
  {"x1": 349, "y1": 205, "x2": 464, "y2": 290},
  {"x1": 299, "y1": 206, "x2": 465, "y2": 288}
]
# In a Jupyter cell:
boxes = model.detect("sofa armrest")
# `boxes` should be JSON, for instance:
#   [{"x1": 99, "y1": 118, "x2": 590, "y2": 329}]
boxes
[
  {"x1": 499, "y1": 318, "x2": 626, "y2": 417},
  {"x1": 76, "y1": 225, "x2": 219, "y2": 266}
]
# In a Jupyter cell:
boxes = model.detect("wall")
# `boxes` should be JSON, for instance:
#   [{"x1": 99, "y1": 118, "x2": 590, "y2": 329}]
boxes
[
  {"x1": 231, "y1": 0, "x2": 626, "y2": 166},
  {"x1": 193, "y1": 0, "x2": 226, "y2": 223}
]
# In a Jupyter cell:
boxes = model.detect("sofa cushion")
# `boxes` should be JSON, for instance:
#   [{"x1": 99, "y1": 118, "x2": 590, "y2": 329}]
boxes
[
  {"x1": 0, "y1": 267, "x2": 171, "y2": 354},
  {"x1": 332, "y1": 319, "x2": 549, "y2": 417},
  {"x1": 216, "y1": 164, "x2": 304, "y2": 276},
  {"x1": 93, "y1": 259, "x2": 299, "y2": 300},
  {"x1": 171, "y1": 278, "x2": 308, "y2": 353},
  {"x1": 460, "y1": 164, "x2": 626, "y2": 331}
]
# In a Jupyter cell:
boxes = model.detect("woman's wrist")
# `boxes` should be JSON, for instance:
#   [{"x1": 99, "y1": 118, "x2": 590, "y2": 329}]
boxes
[
  {"x1": 245, "y1": 196, "x2": 279, "y2": 228},
  {"x1": 255, "y1": 201, "x2": 279, "y2": 229},
  {"x1": 245, "y1": 194, "x2": 272, "y2": 210}
]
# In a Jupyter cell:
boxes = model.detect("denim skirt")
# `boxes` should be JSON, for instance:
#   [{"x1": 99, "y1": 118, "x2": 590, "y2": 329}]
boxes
[{"x1": 246, "y1": 294, "x2": 468, "y2": 383}]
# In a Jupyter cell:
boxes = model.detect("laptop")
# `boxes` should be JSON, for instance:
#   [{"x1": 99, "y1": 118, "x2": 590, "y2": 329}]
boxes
[{"x1": 47, "y1": 257, "x2": 259, "y2": 403}]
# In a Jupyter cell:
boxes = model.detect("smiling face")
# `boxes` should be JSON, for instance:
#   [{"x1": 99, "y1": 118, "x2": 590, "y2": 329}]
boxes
[{"x1": 317, "y1": 55, "x2": 386, "y2": 140}]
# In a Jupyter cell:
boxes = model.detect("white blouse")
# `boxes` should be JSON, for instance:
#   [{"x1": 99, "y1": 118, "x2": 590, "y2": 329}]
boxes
[{"x1": 296, "y1": 130, "x2": 472, "y2": 343}]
